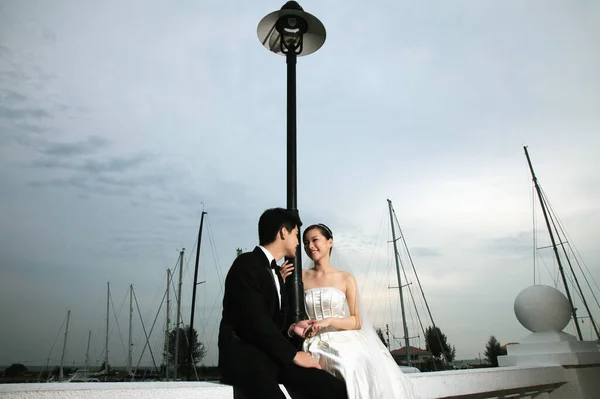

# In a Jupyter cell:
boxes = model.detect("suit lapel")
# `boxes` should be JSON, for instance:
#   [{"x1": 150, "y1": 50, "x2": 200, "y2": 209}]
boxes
[{"x1": 252, "y1": 247, "x2": 280, "y2": 308}]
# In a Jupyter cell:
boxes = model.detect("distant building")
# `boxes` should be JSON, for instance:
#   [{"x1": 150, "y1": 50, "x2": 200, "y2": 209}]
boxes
[{"x1": 391, "y1": 346, "x2": 432, "y2": 368}]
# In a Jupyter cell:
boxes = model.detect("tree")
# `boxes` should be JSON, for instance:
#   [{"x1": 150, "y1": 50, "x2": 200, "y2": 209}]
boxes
[
  {"x1": 167, "y1": 326, "x2": 207, "y2": 375},
  {"x1": 376, "y1": 327, "x2": 388, "y2": 348},
  {"x1": 424, "y1": 326, "x2": 456, "y2": 362},
  {"x1": 5, "y1": 363, "x2": 28, "y2": 377},
  {"x1": 484, "y1": 335, "x2": 505, "y2": 367}
]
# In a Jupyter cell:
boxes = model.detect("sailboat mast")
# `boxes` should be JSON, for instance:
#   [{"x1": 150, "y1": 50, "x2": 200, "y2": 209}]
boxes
[
  {"x1": 174, "y1": 248, "x2": 184, "y2": 379},
  {"x1": 387, "y1": 199, "x2": 412, "y2": 366},
  {"x1": 524, "y1": 146, "x2": 583, "y2": 340},
  {"x1": 165, "y1": 268, "x2": 171, "y2": 380},
  {"x1": 188, "y1": 211, "x2": 207, "y2": 380},
  {"x1": 386, "y1": 324, "x2": 391, "y2": 350},
  {"x1": 128, "y1": 284, "x2": 133, "y2": 376},
  {"x1": 59, "y1": 310, "x2": 71, "y2": 380},
  {"x1": 105, "y1": 282, "x2": 110, "y2": 379},
  {"x1": 84, "y1": 330, "x2": 91, "y2": 373}
]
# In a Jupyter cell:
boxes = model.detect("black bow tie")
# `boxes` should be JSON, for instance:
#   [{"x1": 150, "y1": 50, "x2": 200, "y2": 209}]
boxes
[{"x1": 270, "y1": 260, "x2": 280, "y2": 272}]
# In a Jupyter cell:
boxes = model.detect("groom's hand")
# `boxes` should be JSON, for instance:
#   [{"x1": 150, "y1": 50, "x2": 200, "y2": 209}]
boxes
[
  {"x1": 289, "y1": 320, "x2": 316, "y2": 338},
  {"x1": 279, "y1": 260, "x2": 294, "y2": 283},
  {"x1": 293, "y1": 352, "x2": 321, "y2": 369}
]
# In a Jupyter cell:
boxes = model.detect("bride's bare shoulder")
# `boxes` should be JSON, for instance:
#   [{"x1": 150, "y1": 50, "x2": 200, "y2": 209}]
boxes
[
  {"x1": 340, "y1": 271, "x2": 355, "y2": 280},
  {"x1": 342, "y1": 272, "x2": 358, "y2": 288},
  {"x1": 303, "y1": 268, "x2": 315, "y2": 278}
]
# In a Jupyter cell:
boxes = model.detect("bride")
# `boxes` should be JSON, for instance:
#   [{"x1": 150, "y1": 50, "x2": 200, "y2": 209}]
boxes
[{"x1": 288, "y1": 223, "x2": 417, "y2": 399}]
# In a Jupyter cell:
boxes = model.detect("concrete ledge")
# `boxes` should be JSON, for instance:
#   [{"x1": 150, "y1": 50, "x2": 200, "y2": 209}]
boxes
[
  {"x1": 409, "y1": 365, "x2": 566, "y2": 399},
  {"x1": 0, "y1": 366, "x2": 568, "y2": 399},
  {"x1": 0, "y1": 382, "x2": 234, "y2": 399}
]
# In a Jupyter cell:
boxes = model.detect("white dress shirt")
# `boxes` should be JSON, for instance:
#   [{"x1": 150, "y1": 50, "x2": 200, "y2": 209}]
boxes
[{"x1": 258, "y1": 245, "x2": 281, "y2": 308}]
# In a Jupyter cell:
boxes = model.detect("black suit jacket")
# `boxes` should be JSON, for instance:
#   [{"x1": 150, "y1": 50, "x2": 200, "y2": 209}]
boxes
[{"x1": 218, "y1": 247, "x2": 298, "y2": 380}]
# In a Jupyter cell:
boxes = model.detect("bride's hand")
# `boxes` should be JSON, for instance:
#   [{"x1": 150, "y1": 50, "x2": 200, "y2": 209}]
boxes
[
  {"x1": 279, "y1": 260, "x2": 294, "y2": 282},
  {"x1": 291, "y1": 320, "x2": 316, "y2": 337},
  {"x1": 305, "y1": 319, "x2": 331, "y2": 338}
]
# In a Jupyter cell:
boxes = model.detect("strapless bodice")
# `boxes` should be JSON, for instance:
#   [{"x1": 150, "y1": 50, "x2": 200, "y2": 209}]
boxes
[{"x1": 304, "y1": 287, "x2": 348, "y2": 321}]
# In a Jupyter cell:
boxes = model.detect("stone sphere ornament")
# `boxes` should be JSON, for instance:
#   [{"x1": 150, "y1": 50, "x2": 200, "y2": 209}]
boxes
[{"x1": 514, "y1": 285, "x2": 572, "y2": 333}]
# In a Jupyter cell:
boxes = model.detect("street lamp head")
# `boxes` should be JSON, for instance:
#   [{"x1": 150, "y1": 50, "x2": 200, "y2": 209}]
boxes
[{"x1": 257, "y1": 1, "x2": 326, "y2": 57}]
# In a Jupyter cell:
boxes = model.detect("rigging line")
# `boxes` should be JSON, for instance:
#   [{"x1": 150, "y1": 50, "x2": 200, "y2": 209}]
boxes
[
  {"x1": 110, "y1": 288, "x2": 129, "y2": 360},
  {"x1": 362, "y1": 209, "x2": 386, "y2": 296},
  {"x1": 541, "y1": 188, "x2": 599, "y2": 338},
  {"x1": 565, "y1": 243, "x2": 600, "y2": 310},
  {"x1": 132, "y1": 288, "x2": 159, "y2": 374},
  {"x1": 384, "y1": 257, "x2": 395, "y2": 344},
  {"x1": 206, "y1": 217, "x2": 225, "y2": 285},
  {"x1": 554, "y1": 249, "x2": 600, "y2": 336},
  {"x1": 198, "y1": 292, "x2": 218, "y2": 342},
  {"x1": 135, "y1": 278, "x2": 168, "y2": 370},
  {"x1": 195, "y1": 218, "x2": 226, "y2": 345},
  {"x1": 167, "y1": 252, "x2": 184, "y2": 320},
  {"x1": 369, "y1": 237, "x2": 387, "y2": 316},
  {"x1": 185, "y1": 238, "x2": 197, "y2": 272},
  {"x1": 170, "y1": 275, "x2": 180, "y2": 308},
  {"x1": 170, "y1": 251, "x2": 182, "y2": 275},
  {"x1": 38, "y1": 314, "x2": 68, "y2": 381},
  {"x1": 543, "y1": 190, "x2": 600, "y2": 310},
  {"x1": 391, "y1": 206, "x2": 447, "y2": 362},
  {"x1": 387, "y1": 235, "x2": 398, "y2": 337},
  {"x1": 108, "y1": 293, "x2": 127, "y2": 356},
  {"x1": 565, "y1": 235, "x2": 600, "y2": 295},
  {"x1": 178, "y1": 323, "x2": 201, "y2": 381},
  {"x1": 537, "y1": 250, "x2": 558, "y2": 287},
  {"x1": 399, "y1": 253, "x2": 426, "y2": 342},
  {"x1": 201, "y1": 284, "x2": 225, "y2": 350},
  {"x1": 200, "y1": 272, "x2": 208, "y2": 339},
  {"x1": 369, "y1": 239, "x2": 391, "y2": 321},
  {"x1": 364, "y1": 233, "x2": 381, "y2": 315},
  {"x1": 147, "y1": 269, "x2": 172, "y2": 320},
  {"x1": 532, "y1": 183, "x2": 538, "y2": 284}
]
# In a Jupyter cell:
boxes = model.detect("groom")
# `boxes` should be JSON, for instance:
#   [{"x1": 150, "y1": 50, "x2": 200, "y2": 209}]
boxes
[{"x1": 218, "y1": 207, "x2": 347, "y2": 399}]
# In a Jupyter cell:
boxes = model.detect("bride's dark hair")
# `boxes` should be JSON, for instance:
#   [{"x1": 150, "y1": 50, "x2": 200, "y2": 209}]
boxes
[{"x1": 303, "y1": 223, "x2": 334, "y2": 254}]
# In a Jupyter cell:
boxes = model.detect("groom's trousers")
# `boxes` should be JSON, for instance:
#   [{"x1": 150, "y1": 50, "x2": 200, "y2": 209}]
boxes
[{"x1": 231, "y1": 361, "x2": 347, "y2": 399}]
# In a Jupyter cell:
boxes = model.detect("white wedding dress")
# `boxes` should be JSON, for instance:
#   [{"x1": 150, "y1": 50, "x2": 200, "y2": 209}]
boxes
[{"x1": 302, "y1": 287, "x2": 416, "y2": 399}]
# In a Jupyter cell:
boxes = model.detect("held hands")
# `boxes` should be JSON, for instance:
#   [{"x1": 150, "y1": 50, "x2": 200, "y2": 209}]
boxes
[
  {"x1": 288, "y1": 319, "x2": 333, "y2": 339},
  {"x1": 304, "y1": 318, "x2": 331, "y2": 339},
  {"x1": 279, "y1": 260, "x2": 294, "y2": 282},
  {"x1": 289, "y1": 320, "x2": 316, "y2": 338}
]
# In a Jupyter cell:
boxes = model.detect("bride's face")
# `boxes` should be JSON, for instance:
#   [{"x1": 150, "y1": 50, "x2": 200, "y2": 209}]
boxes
[{"x1": 303, "y1": 228, "x2": 332, "y2": 262}]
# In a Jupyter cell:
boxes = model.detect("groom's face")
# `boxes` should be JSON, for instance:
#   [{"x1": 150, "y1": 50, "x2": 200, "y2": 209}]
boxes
[{"x1": 283, "y1": 225, "x2": 299, "y2": 257}]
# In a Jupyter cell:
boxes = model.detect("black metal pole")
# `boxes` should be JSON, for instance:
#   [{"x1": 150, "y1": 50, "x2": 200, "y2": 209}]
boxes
[
  {"x1": 284, "y1": 51, "x2": 306, "y2": 323},
  {"x1": 524, "y1": 146, "x2": 583, "y2": 340},
  {"x1": 188, "y1": 211, "x2": 207, "y2": 379}
]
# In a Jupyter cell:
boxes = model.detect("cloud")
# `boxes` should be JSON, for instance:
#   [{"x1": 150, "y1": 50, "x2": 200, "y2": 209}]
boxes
[
  {"x1": 38, "y1": 136, "x2": 109, "y2": 156},
  {"x1": 0, "y1": 106, "x2": 50, "y2": 119},
  {"x1": 411, "y1": 247, "x2": 442, "y2": 257},
  {"x1": 483, "y1": 232, "x2": 532, "y2": 259},
  {"x1": 0, "y1": 89, "x2": 26, "y2": 102},
  {"x1": 32, "y1": 153, "x2": 150, "y2": 173}
]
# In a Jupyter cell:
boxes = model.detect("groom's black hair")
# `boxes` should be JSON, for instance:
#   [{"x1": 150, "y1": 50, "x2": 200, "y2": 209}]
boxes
[{"x1": 258, "y1": 207, "x2": 302, "y2": 246}]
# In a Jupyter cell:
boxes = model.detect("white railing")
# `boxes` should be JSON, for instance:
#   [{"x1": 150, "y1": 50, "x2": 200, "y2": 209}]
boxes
[{"x1": 0, "y1": 365, "x2": 569, "y2": 399}]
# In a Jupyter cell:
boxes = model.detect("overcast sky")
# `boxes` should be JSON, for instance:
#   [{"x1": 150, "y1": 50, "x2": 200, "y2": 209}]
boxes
[{"x1": 1, "y1": 0, "x2": 599, "y2": 370}]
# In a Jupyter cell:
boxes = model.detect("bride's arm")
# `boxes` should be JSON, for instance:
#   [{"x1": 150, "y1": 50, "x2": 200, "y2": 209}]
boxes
[{"x1": 309, "y1": 274, "x2": 362, "y2": 333}]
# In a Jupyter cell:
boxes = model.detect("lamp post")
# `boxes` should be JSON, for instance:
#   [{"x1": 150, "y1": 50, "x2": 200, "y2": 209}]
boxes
[{"x1": 257, "y1": 2, "x2": 326, "y2": 322}]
